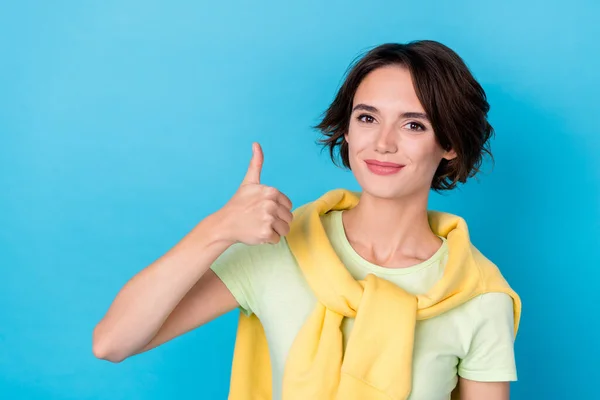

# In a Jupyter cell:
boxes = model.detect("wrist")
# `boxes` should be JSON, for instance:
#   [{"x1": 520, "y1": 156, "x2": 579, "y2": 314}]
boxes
[{"x1": 200, "y1": 210, "x2": 237, "y2": 248}]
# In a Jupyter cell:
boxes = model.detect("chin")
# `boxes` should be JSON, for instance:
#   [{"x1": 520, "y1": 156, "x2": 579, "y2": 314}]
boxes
[{"x1": 356, "y1": 179, "x2": 413, "y2": 201}]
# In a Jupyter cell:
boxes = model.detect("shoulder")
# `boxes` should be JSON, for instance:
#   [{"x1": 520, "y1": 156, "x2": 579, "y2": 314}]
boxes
[
  {"x1": 446, "y1": 292, "x2": 515, "y2": 341},
  {"x1": 464, "y1": 292, "x2": 516, "y2": 340},
  {"x1": 452, "y1": 292, "x2": 514, "y2": 322},
  {"x1": 477, "y1": 292, "x2": 514, "y2": 311},
  {"x1": 210, "y1": 239, "x2": 298, "y2": 316},
  {"x1": 211, "y1": 239, "x2": 297, "y2": 288},
  {"x1": 460, "y1": 293, "x2": 514, "y2": 322}
]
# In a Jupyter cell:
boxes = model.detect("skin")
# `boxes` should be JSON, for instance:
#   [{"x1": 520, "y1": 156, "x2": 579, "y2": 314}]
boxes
[{"x1": 92, "y1": 65, "x2": 510, "y2": 399}]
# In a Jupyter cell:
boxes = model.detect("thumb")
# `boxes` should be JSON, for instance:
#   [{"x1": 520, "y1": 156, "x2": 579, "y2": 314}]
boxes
[{"x1": 242, "y1": 142, "x2": 263, "y2": 185}]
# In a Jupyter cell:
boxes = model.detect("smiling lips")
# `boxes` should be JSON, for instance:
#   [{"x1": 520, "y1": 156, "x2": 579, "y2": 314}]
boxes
[{"x1": 364, "y1": 159, "x2": 405, "y2": 176}]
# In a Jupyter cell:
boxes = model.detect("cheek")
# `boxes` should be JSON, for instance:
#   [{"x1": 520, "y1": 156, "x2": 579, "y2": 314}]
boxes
[
  {"x1": 346, "y1": 126, "x2": 371, "y2": 152},
  {"x1": 345, "y1": 133, "x2": 367, "y2": 170},
  {"x1": 404, "y1": 137, "x2": 444, "y2": 167}
]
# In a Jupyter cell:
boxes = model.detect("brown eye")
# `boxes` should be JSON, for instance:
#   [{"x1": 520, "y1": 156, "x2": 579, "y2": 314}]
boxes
[
  {"x1": 404, "y1": 122, "x2": 425, "y2": 131},
  {"x1": 357, "y1": 114, "x2": 375, "y2": 123}
]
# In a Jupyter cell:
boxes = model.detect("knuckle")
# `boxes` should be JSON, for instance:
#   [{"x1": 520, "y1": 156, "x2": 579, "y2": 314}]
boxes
[
  {"x1": 262, "y1": 200, "x2": 277, "y2": 213},
  {"x1": 264, "y1": 186, "x2": 279, "y2": 199},
  {"x1": 260, "y1": 227, "x2": 273, "y2": 239},
  {"x1": 263, "y1": 212, "x2": 275, "y2": 223}
]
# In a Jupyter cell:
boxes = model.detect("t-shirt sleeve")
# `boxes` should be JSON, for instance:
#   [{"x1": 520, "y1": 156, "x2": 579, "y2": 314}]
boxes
[
  {"x1": 457, "y1": 292, "x2": 518, "y2": 382},
  {"x1": 210, "y1": 241, "x2": 283, "y2": 317}
]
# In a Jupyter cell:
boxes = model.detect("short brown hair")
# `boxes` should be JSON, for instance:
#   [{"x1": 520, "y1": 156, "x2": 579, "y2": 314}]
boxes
[{"x1": 316, "y1": 40, "x2": 494, "y2": 191}]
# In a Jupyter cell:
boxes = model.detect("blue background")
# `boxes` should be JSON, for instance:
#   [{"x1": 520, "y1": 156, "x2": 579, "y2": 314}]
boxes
[{"x1": 1, "y1": 1, "x2": 598, "y2": 399}]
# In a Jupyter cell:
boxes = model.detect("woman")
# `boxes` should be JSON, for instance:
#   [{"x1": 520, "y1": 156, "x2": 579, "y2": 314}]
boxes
[{"x1": 93, "y1": 40, "x2": 521, "y2": 400}]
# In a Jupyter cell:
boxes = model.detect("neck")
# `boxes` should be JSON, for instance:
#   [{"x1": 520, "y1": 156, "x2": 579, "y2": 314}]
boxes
[{"x1": 341, "y1": 189, "x2": 442, "y2": 267}]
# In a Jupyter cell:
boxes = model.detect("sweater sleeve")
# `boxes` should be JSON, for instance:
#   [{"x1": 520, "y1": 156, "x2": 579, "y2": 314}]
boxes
[{"x1": 457, "y1": 292, "x2": 518, "y2": 382}]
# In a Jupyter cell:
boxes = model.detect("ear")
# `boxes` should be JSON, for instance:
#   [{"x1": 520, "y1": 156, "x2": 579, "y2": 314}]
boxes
[{"x1": 443, "y1": 148, "x2": 457, "y2": 161}]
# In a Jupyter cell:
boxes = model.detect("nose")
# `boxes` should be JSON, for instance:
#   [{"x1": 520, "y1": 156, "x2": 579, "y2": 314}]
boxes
[{"x1": 375, "y1": 124, "x2": 398, "y2": 154}]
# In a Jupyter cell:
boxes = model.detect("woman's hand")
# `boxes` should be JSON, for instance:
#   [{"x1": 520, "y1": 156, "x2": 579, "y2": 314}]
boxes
[{"x1": 217, "y1": 142, "x2": 294, "y2": 246}]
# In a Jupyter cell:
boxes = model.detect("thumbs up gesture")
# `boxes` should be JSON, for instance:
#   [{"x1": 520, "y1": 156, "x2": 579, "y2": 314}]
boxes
[{"x1": 218, "y1": 143, "x2": 294, "y2": 246}]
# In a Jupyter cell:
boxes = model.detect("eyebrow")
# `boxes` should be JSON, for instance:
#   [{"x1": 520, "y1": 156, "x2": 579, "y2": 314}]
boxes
[{"x1": 352, "y1": 103, "x2": 430, "y2": 122}]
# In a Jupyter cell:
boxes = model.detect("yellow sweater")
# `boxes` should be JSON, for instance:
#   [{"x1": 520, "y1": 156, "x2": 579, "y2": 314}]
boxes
[{"x1": 225, "y1": 189, "x2": 521, "y2": 400}]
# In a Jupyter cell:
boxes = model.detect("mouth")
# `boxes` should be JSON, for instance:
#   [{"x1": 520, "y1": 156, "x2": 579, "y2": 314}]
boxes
[{"x1": 364, "y1": 159, "x2": 405, "y2": 176}]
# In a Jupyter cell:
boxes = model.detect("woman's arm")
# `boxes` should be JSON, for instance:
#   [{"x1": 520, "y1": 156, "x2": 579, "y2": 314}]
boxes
[
  {"x1": 458, "y1": 378, "x2": 510, "y2": 400},
  {"x1": 92, "y1": 213, "x2": 237, "y2": 363},
  {"x1": 92, "y1": 143, "x2": 293, "y2": 363}
]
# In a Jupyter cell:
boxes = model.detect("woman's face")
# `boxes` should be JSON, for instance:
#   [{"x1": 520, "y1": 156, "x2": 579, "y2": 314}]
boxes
[{"x1": 345, "y1": 65, "x2": 456, "y2": 200}]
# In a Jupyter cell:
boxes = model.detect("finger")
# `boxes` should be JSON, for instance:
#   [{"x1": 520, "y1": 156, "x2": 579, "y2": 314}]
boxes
[
  {"x1": 264, "y1": 228, "x2": 281, "y2": 245},
  {"x1": 241, "y1": 142, "x2": 263, "y2": 185},
  {"x1": 272, "y1": 217, "x2": 290, "y2": 238},
  {"x1": 276, "y1": 206, "x2": 294, "y2": 225},
  {"x1": 277, "y1": 191, "x2": 293, "y2": 210}
]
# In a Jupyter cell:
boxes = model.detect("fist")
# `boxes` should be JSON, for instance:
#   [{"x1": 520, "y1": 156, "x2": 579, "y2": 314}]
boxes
[{"x1": 219, "y1": 142, "x2": 293, "y2": 245}]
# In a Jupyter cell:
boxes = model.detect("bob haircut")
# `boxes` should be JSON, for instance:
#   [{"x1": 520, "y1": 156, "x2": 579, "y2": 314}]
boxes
[{"x1": 316, "y1": 40, "x2": 494, "y2": 191}]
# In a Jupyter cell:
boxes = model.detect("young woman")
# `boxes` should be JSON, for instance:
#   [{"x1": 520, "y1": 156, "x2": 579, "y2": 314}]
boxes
[{"x1": 93, "y1": 40, "x2": 520, "y2": 400}]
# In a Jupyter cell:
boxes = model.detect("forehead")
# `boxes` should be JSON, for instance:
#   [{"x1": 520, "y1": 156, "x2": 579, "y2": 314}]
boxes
[{"x1": 353, "y1": 65, "x2": 424, "y2": 112}]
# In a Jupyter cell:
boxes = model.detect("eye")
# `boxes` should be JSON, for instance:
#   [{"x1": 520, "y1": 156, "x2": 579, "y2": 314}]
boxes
[
  {"x1": 356, "y1": 114, "x2": 376, "y2": 124},
  {"x1": 404, "y1": 121, "x2": 426, "y2": 132}
]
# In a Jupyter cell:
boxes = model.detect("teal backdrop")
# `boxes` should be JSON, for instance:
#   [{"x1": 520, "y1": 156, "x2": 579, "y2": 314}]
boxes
[{"x1": 1, "y1": 1, "x2": 598, "y2": 399}]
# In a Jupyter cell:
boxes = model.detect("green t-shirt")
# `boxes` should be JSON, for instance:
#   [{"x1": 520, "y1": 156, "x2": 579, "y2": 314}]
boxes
[{"x1": 211, "y1": 210, "x2": 517, "y2": 399}]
